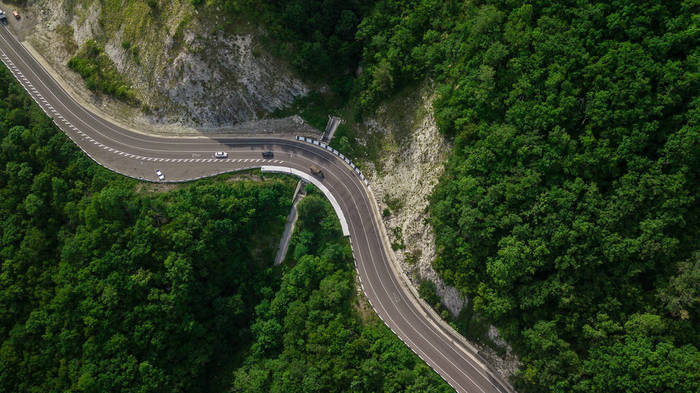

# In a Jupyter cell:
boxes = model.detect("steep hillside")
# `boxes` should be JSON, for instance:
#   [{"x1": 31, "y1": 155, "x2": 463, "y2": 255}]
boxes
[
  {"x1": 10, "y1": 0, "x2": 308, "y2": 129},
  {"x1": 348, "y1": 1, "x2": 700, "y2": 392},
  {"x1": 0, "y1": 60, "x2": 451, "y2": 393},
  {"x1": 5, "y1": 0, "x2": 699, "y2": 391}
]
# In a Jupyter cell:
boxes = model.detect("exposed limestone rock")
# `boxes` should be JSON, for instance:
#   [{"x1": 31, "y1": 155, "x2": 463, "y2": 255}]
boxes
[
  {"x1": 156, "y1": 32, "x2": 308, "y2": 126},
  {"x1": 16, "y1": 0, "x2": 308, "y2": 133},
  {"x1": 362, "y1": 84, "x2": 520, "y2": 381},
  {"x1": 362, "y1": 86, "x2": 464, "y2": 315}
]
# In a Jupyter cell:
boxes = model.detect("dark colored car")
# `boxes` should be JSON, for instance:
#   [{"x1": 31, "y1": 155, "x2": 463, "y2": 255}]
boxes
[
  {"x1": 310, "y1": 165, "x2": 323, "y2": 178},
  {"x1": 262, "y1": 151, "x2": 274, "y2": 159}
]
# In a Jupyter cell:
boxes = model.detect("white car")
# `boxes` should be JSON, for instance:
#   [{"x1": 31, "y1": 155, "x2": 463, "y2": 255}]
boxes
[
  {"x1": 214, "y1": 151, "x2": 228, "y2": 158},
  {"x1": 155, "y1": 170, "x2": 165, "y2": 181}
]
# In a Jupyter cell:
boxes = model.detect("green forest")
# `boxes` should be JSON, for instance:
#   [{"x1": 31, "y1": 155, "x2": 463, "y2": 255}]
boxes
[
  {"x1": 226, "y1": 0, "x2": 700, "y2": 391},
  {"x1": 355, "y1": 0, "x2": 700, "y2": 392},
  {"x1": 4, "y1": 0, "x2": 700, "y2": 392},
  {"x1": 0, "y1": 63, "x2": 448, "y2": 392},
  {"x1": 232, "y1": 189, "x2": 450, "y2": 392},
  {"x1": 68, "y1": 39, "x2": 140, "y2": 105}
]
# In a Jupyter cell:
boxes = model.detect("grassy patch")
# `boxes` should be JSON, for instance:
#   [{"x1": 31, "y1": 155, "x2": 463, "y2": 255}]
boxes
[
  {"x1": 331, "y1": 81, "x2": 430, "y2": 174},
  {"x1": 384, "y1": 194, "x2": 404, "y2": 212},
  {"x1": 68, "y1": 39, "x2": 140, "y2": 105},
  {"x1": 377, "y1": 82, "x2": 426, "y2": 146},
  {"x1": 390, "y1": 226, "x2": 405, "y2": 251},
  {"x1": 404, "y1": 248, "x2": 422, "y2": 265},
  {"x1": 55, "y1": 24, "x2": 78, "y2": 54}
]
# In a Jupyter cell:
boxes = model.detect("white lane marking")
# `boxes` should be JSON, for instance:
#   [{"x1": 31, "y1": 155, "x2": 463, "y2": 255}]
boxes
[
  {"x1": 0, "y1": 43, "x2": 496, "y2": 391},
  {"x1": 262, "y1": 164, "x2": 473, "y2": 393},
  {"x1": 296, "y1": 149, "x2": 504, "y2": 392}
]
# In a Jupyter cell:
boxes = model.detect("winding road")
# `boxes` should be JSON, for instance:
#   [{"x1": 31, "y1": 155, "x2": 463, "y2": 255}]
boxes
[{"x1": 0, "y1": 23, "x2": 515, "y2": 393}]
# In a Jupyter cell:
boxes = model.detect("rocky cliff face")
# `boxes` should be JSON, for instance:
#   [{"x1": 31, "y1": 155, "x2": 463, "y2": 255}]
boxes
[
  {"x1": 359, "y1": 84, "x2": 520, "y2": 380},
  {"x1": 360, "y1": 85, "x2": 461, "y2": 314},
  {"x1": 156, "y1": 32, "x2": 307, "y2": 126},
  {"x1": 14, "y1": 0, "x2": 308, "y2": 130}
]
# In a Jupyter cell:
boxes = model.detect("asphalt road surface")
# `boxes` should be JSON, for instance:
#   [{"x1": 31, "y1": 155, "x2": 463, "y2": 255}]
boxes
[{"x1": 0, "y1": 24, "x2": 515, "y2": 393}]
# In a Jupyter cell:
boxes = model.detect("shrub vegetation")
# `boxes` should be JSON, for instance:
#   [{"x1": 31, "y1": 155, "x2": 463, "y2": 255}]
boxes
[{"x1": 68, "y1": 40, "x2": 139, "y2": 105}]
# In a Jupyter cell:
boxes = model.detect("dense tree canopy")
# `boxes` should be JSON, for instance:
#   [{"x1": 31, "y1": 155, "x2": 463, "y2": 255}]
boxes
[
  {"x1": 236, "y1": 0, "x2": 700, "y2": 391},
  {"x1": 0, "y1": 60, "x2": 295, "y2": 390},
  {"x1": 0, "y1": 63, "x2": 450, "y2": 392},
  {"x1": 5, "y1": 0, "x2": 700, "y2": 390},
  {"x1": 215, "y1": 0, "x2": 372, "y2": 93},
  {"x1": 349, "y1": 1, "x2": 700, "y2": 391},
  {"x1": 232, "y1": 192, "x2": 451, "y2": 392}
]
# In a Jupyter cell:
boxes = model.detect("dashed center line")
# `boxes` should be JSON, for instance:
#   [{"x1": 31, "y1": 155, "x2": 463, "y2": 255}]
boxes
[{"x1": 1, "y1": 53, "x2": 294, "y2": 170}]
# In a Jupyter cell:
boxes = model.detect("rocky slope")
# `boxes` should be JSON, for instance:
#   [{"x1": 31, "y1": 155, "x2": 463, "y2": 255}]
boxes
[
  {"x1": 362, "y1": 86, "x2": 460, "y2": 313},
  {"x1": 359, "y1": 83, "x2": 520, "y2": 380},
  {"x1": 5, "y1": 0, "x2": 518, "y2": 379},
  {"x1": 8, "y1": 0, "x2": 308, "y2": 131}
]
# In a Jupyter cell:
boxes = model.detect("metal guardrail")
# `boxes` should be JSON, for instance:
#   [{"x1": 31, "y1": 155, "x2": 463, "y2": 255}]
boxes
[{"x1": 296, "y1": 135, "x2": 369, "y2": 186}]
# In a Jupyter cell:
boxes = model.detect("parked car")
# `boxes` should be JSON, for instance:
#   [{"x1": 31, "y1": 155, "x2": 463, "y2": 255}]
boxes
[
  {"x1": 155, "y1": 170, "x2": 165, "y2": 180},
  {"x1": 262, "y1": 151, "x2": 273, "y2": 159},
  {"x1": 310, "y1": 165, "x2": 323, "y2": 178},
  {"x1": 214, "y1": 151, "x2": 228, "y2": 158},
  {"x1": 12, "y1": 10, "x2": 19, "y2": 20}
]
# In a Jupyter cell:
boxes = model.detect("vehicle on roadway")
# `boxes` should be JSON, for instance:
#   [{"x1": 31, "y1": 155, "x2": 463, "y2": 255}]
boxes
[
  {"x1": 310, "y1": 165, "x2": 323, "y2": 178},
  {"x1": 0, "y1": 24, "x2": 516, "y2": 390},
  {"x1": 0, "y1": 10, "x2": 7, "y2": 24},
  {"x1": 155, "y1": 170, "x2": 165, "y2": 180},
  {"x1": 12, "y1": 10, "x2": 19, "y2": 19},
  {"x1": 214, "y1": 151, "x2": 228, "y2": 158},
  {"x1": 262, "y1": 151, "x2": 273, "y2": 159}
]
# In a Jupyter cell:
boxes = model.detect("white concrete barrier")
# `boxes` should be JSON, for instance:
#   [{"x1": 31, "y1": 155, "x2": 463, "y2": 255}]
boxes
[
  {"x1": 261, "y1": 166, "x2": 350, "y2": 236},
  {"x1": 295, "y1": 136, "x2": 372, "y2": 188}
]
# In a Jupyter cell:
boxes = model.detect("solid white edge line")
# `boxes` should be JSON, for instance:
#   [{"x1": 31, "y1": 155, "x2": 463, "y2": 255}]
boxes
[{"x1": 261, "y1": 166, "x2": 349, "y2": 237}]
